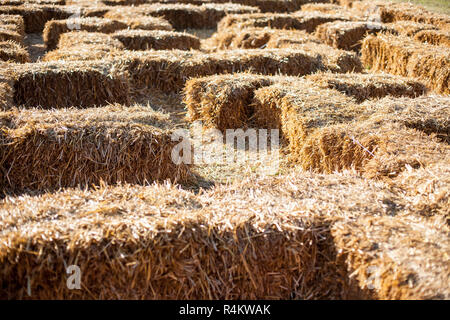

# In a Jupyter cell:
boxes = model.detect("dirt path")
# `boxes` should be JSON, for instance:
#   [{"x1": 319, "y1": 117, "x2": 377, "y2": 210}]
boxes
[{"x1": 24, "y1": 33, "x2": 46, "y2": 62}]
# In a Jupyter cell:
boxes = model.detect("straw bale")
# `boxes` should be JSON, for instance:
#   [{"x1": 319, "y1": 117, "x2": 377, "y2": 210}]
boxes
[
  {"x1": 2, "y1": 167, "x2": 448, "y2": 299},
  {"x1": 43, "y1": 17, "x2": 128, "y2": 50},
  {"x1": 120, "y1": 17, "x2": 173, "y2": 31},
  {"x1": 42, "y1": 44, "x2": 124, "y2": 61},
  {"x1": 0, "y1": 14, "x2": 25, "y2": 36},
  {"x1": 0, "y1": 105, "x2": 190, "y2": 194},
  {"x1": 210, "y1": 27, "x2": 320, "y2": 50},
  {"x1": 56, "y1": 31, "x2": 124, "y2": 49},
  {"x1": 117, "y1": 49, "x2": 324, "y2": 93},
  {"x1": 0, "y1": 0, "x2": 66, "y2": 4},
  {"x1": 0, "y1": 5, "x2": 73, "y2": 33},
  {"x1": 414, "y1": 30, "x2": 450, "y2": 48},
  {"x1": 0, "y1": 171, "x2": 397, "y2": 300},
  {"x1": 105, "y1": 3, "x2": 259, "y2": 30},
  {"x1": 265, "y1": 42, "x2": 363, "y2": 73},
  {"x1": 218, "y1": 11, "x2": 353, "y2": 33},
  {"x1": 361, "y1": 33, "x2": 450, "y2": 95},
  {"x1": 379, "y1": 3, "x2": 450, "y2": 28},
  {"x1": 332, "y1": 214, "x2": 449, "y2": 300},
  {"x1": 306, "y1": 72, "x2": 427, "y2": 103},
  {"x1": 0, "y1": 74, "x2": 13, "y2": 110},
  {"x1": 112, "y1": 30, "x2": 200, "y2": 51},
  {"x1": 0, "y1": 27, "x2": 23, "y2": 44},
  {"x1": 386, "y1": 21, "x2": 437, "y2": 37},
  {"x1": 301, "y1": 3, "x2": 347, "y2": 14},
  {"x1": 315, "y1": 21, "x2": 389, "y2": 51},
  {"x1": 0, "y1": 40, "x2": 30, "y2": 63},
  {"x1": 184, "y1": 73, "x2": 281, "y2": 130},
  {"x1": 11, "y1": 60, "x2": 129, "y2": 108}
]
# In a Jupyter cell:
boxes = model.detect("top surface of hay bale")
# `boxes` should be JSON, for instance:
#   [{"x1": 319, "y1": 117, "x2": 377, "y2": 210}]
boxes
[
  {"x1": 112, "y1": 29, "x2": 201, "y2": 50},
  {"x1": 414, "y1": 29, "x2": 450, "y2": 47},
  {"x1": 56, "y1": 31, "x2": 125, "y2": 49},
  {"x1": 386, "y1": 21, "x2": 438, "y2": 36},
  {"x1": 306, "y1": 71, "x2": 427, "y2": 102}
]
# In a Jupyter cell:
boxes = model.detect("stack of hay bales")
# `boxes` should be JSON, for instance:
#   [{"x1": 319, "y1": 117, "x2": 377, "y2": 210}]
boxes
[
  {"x1": 0, "y1": 104, "x2": 191, "y2": 193},
  {"x1": 105, "y1": 3, "x2": 260, "y2": 30},
  {"x1": 0, "y1": 14, "x2": 29, "y2": 63},
  {"x1": 361, "y1": 33, "x2": 450, "y2": 95},
  {"x1": 43, "y1": 17, "x2": 128, "y2": 49},
  {"x1": 9, "y1": 60, "x2": 129, "y2": 108},
  {"x1": 112, "y1": 30, "x2": 201, "y2": 51},
  {"x1": 315, "y1": 21, "x2": 389, "y2": 51},
  {"x1": 1, "y1": 168, "x2": 448, "y2": 299},
  {"x1": 218, "y1": 11, "x2": 353, "y2": 33}
]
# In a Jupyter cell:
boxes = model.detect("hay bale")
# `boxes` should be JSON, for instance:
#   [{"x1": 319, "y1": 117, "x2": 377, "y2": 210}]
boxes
[
  {"x1": 0, "y1": 14, "x2": 25, "y2": 36},
  {"x1": 301, "y1": 3, "x2": 347, "y2": 14},
  {"x1": 43, "y1": 17, "x2": 128, "y2": 50},
  {"x1": 184, "y1": 73, "x2": 281, "y2": 130},
  {"x1": 117, "y1": 49, "x2": 325, "y2": 93},
  {"x1": 315, "y1": 21, "x2": 389, "y2": 51},
  {"x1": 218, "y1": 11, "x2": 353, "y2": 33},
  {"x1": 112, "y1": 30, "x2": 200, "y2": 51},
  {"x1": 0, "y1": 41, "x2": 30, "y2": 63},
  {"x1": 386, "y1": 21, "x2": 437, "y2": 37},
  {"x1": 56, "y1": 31, "x2": 124, "y2": 49},
  {"x1": 210, "y1": 27, "x2": 320, "y2": 50},
  {"x1": 0, "y1": 0, "x2": 66, "y2": 4},
  {"x1": 266, "y1": 41, "x2": 362, "y2": 73},
  {"x1": 42, "y1": 44, "x2": 124, "y2": 61},
  {"x1": 119, "y1": 16, "x2": 173, "y2": 31},
  {"x1": 414, "y1": 30, "x2": 450, "y2": 48},
  {"x1": 0, "y1": 27, "x2": 23, "y2": 44},
  {"x1": 333, "y1": 214, "x2": 449, "y2": 300},
  {"x1": 306, "y1": 72, "x2": 427, "y2": 103},
  {"x1": 361, "y1": 33, "x2": 450, "y2": 95},
  {"x1": 0, "y1": 72, "x2": 13, "y2": 110},
  {"x1": 0, "y1": 104, "x2": 190, "y2": 193},
  {"x1": 0, "y1": 5, "x2": 73, "y2": 33},
  {"x1": 0, "y1": 171, "x2": 400, "y2": 300},
  {"x1": 105, "y1": 3, "x2": 259, "y2": 30},
  {"x1": 379, "y1": 2, "x2": 450, "y2": 28},
  {"x1": 11, "y1": 61, "x2": 129, "y2": 108}
]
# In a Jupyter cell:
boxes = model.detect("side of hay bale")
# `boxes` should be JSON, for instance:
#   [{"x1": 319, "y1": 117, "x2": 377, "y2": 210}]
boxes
[
  {"x1": 42, "y1": 44, "x2": 124, "y2": 61},
  {"x1": 119, "y1": 16, "x2": 173, "y2": 31},
  {"x1": 217, "y1": 12, "x2": 353, "y2": 33},
  {"x1": 184, "y1": 73, "x2": 279, "y2": 130},
  {"x1": 0, "y1": 14, "x2": 25, "y2": 36},
  {"x1": 333, "y1": 214, "x2": 450, "y2": 299},
  {"x1": 12, "y1": 61, "x2": 130, "y2": 108},
  {"x1": 43, "y1": 17, "x2": 128, "y2": 50},
  {"x1": 112, "y1": 30, "x2": 200, "y2": 51},
  {"x1": 306, "y1": 72, "x2": 427, "y2": 103},
  {"x1": 0, "y1": 40, "x2": 30, "y2": 63},
  {"x1": 361, "y1": 34, "x2": 450, "y2": 95},
  {"x1": 315, "y1": 21, "x2": 389, "y2": 51},
  {"x1": 117, "y1": 49, "x2": 325, "y2": 93},
  {"x1": 414, "y1": 30, "x2": 450, "y2": 48},
  {"x1": 0, "y1": 105, "x2": 190, "y2": 193},
  {"x1": 0, "y1": 5, "x2": 73, "y2": 33},
  {"x1": 210, "y1": 27, "x2": 320, "y2": 50}
]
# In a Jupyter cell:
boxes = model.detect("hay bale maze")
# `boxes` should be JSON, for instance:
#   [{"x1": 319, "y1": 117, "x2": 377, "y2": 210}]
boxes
[{"x1": 0, "y1": 0, "x2": 449, "y2": 301}]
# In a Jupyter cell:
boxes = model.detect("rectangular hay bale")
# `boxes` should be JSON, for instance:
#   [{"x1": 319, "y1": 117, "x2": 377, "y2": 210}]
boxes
[
  {"x1": 361, "y1": 33, "x2": 450, "y2": 95},
  {"x1": 414, "y1": 30, "x2": 450, "y2": 48},
  {"x1": 11, "y1": 60, "x2": 129, "y2": 108},
  {"x1": 0, "y1": 40, "x2": 30, "y2": 63},
  {"x1": 0, "y1": 104, "x2": 190, "y2": 193}
]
